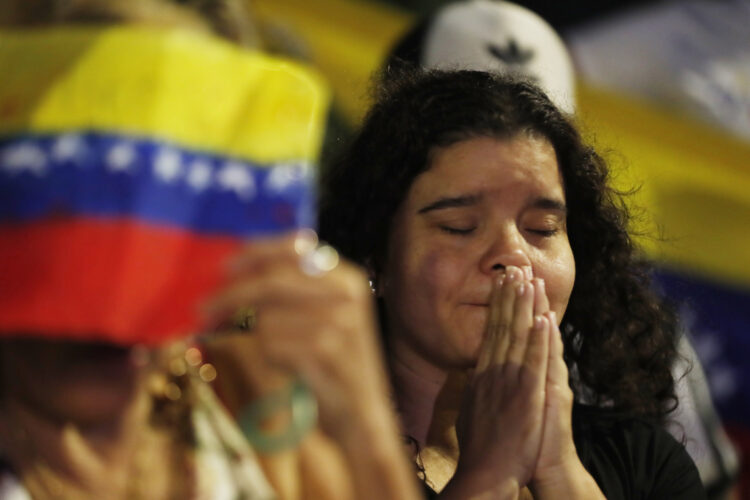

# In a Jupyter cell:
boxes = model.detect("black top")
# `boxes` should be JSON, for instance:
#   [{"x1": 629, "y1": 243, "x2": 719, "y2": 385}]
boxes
[{"x1": 422, "y1": 404, "x2": 707, "y2": 499}]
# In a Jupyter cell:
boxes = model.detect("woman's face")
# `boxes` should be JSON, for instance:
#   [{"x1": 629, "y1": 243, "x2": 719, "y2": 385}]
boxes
[
  {"x1": 380, "y1": 134, "x2": 575, "y2": 373},
  {"x1": 0, "y1": 338, "x2": 151, "y2": 424}
]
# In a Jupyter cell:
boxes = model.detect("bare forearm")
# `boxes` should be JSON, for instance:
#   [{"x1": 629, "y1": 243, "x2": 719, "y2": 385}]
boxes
[{"x1": 336, "y1": 405, "x2": 422, "y2": 500}]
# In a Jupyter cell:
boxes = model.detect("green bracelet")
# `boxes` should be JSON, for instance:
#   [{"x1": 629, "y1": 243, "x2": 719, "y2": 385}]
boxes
[{"x1": 238, "y1": 379, "x2": 318, "y2": 454}]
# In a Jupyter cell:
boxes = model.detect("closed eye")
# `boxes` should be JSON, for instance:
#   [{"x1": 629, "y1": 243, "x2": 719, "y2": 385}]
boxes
[
  {"x1": 439, "y1": 225, "x2": 476, "y2": 235},
  {"x1": 527, "y1": 228, "x2": 558, "y2": 237}
]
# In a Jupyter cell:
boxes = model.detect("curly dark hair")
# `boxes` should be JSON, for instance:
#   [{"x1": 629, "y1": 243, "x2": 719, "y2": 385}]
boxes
[{"x1": 319, "y1": 68, "x2": 678, "y2": 422}]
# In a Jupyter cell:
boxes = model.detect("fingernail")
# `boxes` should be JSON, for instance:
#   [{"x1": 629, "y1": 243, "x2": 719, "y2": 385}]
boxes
[
  {"x1": 549, "y1": 311, "x2": 558, "y2": 325},
  {"x1": 496, "y1": 275, "x2": 505, "y2": 288},
  {"x1": 507, "y1": 266, "x2": 519, "y2": 281},
  {"x1": 294, "y1": 228, "x2": 318, "y2": 255},
  {"x1": 534, "y1": 315, "x2": 545, "y2": 329},
  {"x1": 517, "y1": 282, "x2": 525, "y2": 296},
  {"x1": 523, "y1": 265, "x2": 533, "y2": 281}
]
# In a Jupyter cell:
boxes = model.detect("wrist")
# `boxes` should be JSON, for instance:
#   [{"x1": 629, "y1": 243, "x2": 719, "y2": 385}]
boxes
[
  {"x1": 440, "y1": 472, "x2": 520, "y2": 500},
  {"x1": 336, "y1": 401, "x2": 401, "y2": 453},
  {"x1": 530, "y1": 459, "x2": 603, "y2": 500}
]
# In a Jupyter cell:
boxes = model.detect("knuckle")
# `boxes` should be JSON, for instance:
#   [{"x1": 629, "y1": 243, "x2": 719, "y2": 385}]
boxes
[
  {"x1": 548, "y1": 381, "x2": 574, "y2": 404},
  {"x1": 311, "y1": 328, "x2": 342, "y2": 361},
  {"x1": 560, "y1": 386, "x2": 575, "y2": 405},
  {"x1": 343, "y1": 262, "x2": 369, "y2": 283},
  {"x1": 330, "y1": 267, "x2": 369, "y2": 302},
  {"x1": 518, "y1": 369, "x2": 542, "y2": 391},
  {"x1": 494, "y1": 320, "x2": 512, "y2": 333},
  {"x1": 257, "y1": 334, "x2": 288, "y2": 362},
  {"x1": 510, "y1": 323, "x2": 529, "y2": 341}
]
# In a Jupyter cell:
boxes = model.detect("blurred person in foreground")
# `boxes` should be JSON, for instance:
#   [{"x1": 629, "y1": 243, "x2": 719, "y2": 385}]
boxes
[
  {"x1": 320, "y1": 67, "x2": 707, "y2": 499},
  {"x1": 0, "y1": 2, "x2": 420, "y2": 499},
  {"x1": 381, "y1": 1, "x2": 739, "y2": 497}
]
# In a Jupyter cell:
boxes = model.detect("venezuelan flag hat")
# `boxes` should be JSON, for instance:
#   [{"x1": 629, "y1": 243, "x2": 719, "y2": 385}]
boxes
[{"x1": 0, "y1": 25, "x2": 330, "y2": 345}]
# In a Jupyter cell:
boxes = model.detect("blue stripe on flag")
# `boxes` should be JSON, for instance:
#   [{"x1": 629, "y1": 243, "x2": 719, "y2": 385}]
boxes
[
  {"x1": 0, "y1": 132, "x2": 316, "y2": 236},
  {"x1": 654, "y1": 268, "x2": 750, "y2": 426}
]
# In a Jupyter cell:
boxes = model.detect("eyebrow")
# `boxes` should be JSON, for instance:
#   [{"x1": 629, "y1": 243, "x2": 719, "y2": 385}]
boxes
[
  {"x1": 417, "y1": 194, "x2": 567, "y2": 215},
  {"x1": 529, "y1": 197, "x2": 568, "y2": 215},
  {"x1": 417, "y1": 194, "x2": 482, "y2": 214}
]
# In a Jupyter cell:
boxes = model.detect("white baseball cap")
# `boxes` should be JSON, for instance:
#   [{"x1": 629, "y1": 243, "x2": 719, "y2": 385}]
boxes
[{"x1": 390, "y1": 0, "x2": 576, "y2": 114}]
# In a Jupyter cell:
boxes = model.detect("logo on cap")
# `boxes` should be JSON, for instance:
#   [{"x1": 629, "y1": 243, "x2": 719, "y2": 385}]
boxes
[{"x1": 486, "y1": 39, "x2": 534, "y2": 67}]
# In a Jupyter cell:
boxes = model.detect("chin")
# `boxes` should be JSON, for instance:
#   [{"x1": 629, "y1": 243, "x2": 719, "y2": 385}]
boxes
[
  {"x1": 440, "y1": 337, "x2": 484, "y2": 371},
  {"x1": 460, "y1": 324, "x2": 486, "y2": 360},
  {"x1": 2, "y1": 338, "x2": 152, "y2": 425}
]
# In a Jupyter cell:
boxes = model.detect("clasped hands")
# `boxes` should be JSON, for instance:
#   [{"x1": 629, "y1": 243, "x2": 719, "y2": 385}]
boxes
[{"x1": 444, "y1": 265, "x2": 603, "y2": 500}]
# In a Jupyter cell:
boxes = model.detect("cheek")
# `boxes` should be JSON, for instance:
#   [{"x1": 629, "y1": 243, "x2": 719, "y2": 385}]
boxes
[
  {"x1": 539, "y1": 251, "x2": 576, "y2": 317},
  {"x1": 390, "y1": 247, "x2": 463, "y2": 305},
  {"x1": 382, "y1": 241, "x2": 472, "y2": 334},
  {"x1": 416, "y1": 249, "x2": 456, "y2": 296}
]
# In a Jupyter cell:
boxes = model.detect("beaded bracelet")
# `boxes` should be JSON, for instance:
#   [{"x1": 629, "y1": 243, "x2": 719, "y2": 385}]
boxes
[{"x1": 238, "y1": 379, "x2": 318, "y2": 454}]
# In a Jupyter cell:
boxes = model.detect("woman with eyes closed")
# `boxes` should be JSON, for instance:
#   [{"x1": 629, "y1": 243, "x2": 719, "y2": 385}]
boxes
[{"x1": 319, "y1": 69, "x2": 707, "y2": 499}]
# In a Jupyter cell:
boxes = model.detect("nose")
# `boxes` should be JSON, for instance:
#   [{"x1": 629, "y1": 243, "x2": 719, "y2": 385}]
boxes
[{"x1": 479, "y1": 228, "x2": 532, "y2": 277}]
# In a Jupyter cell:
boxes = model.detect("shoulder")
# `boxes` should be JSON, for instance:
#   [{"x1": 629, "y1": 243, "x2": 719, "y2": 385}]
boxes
[{"x1": 573, "y1": 404, "x2": 706, "y2": 500}]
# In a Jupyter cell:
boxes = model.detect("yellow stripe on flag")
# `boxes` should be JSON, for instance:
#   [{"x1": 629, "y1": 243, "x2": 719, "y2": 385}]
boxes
[{"x1": 0, "y1": 26, "x2": 330, "y2": 163}]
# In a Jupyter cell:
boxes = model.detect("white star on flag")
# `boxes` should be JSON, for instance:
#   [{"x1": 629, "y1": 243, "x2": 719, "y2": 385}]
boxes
[
  {"x1": 265, "y1": 162, "x2": 312, "y2": 194},
  {"x1": 153, "y1": 148, "x2": 183, "y2": 183},
  {"x1": 0, "y1": 143, "x2": 47, "y2": 176},
  {"x1": 51, "y1": 134, "x2": 85, "y2": 162},
  {"x1": 106, "y1": 142, "x2": 137, "y2": 172},
  {"x1": 217, "y1": 161, "x2": 256, "y2": 200},
  {"x1": 186, "y1": 159, "x2": 213, "y2": 191}
]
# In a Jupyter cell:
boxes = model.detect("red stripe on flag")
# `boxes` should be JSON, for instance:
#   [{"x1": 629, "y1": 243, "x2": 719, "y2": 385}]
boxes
[{"x1": 0, "y1": 218, "x2": 240, "y2": 345}]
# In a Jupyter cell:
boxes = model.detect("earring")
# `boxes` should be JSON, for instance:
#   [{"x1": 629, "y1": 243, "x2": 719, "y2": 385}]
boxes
[{"x1": 368, "y1": 278, "x2": 377, "y2": 295}]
